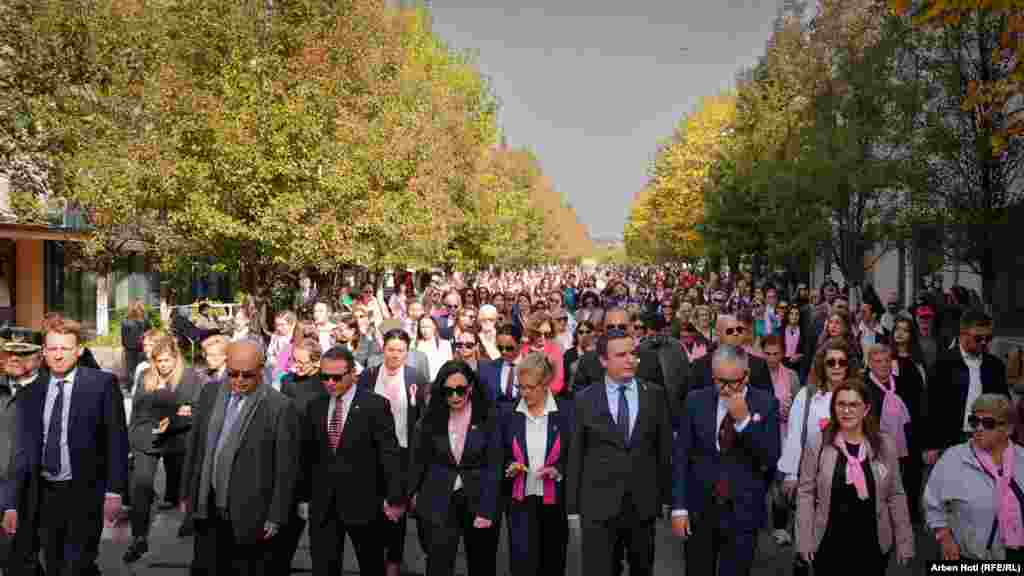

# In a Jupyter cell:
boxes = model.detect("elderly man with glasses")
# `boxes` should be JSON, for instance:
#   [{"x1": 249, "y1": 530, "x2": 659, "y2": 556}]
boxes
[{"x1": 692, "y1": 315, "x2": 773, "y2": 392}]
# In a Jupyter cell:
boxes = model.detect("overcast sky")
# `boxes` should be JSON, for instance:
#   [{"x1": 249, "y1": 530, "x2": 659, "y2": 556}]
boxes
[{"x1": 429, "y1": 0, "x2": 782, "y2": 239}]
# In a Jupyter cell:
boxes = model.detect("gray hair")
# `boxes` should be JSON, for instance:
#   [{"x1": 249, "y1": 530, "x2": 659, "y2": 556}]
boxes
[
  {"x1": 972, "y1": 393, "x2": 1015, "y2": 426},
  {"x1": 517, "y1": 351, "x2": 554, "y2": 386},
  {"x1": 712, "y1": 344, "x2": 749, "y2": 373},
  {"x1": 479, "y1": 304, "x2": 498, "y2": 317}
]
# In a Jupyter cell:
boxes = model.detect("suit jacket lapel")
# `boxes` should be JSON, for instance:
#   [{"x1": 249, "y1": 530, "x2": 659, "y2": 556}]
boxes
[
  {"x1": 237, "y1": 386, "x2": 268, "y2": 446},
  {"x1": 595, "y1": 384, "x2": 624, "y2": 448},
  {"x1": 68, "y1": 372, "x2": 87, "y2": 455},
  {"x1": 632, "y1": 382, "x2": 648, "y2": 446},
  {"x1": 546, "y1": 408, "x2": 563, "y2": 459}
]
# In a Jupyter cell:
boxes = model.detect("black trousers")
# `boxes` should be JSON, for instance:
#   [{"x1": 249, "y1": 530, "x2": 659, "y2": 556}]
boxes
[
  {"x1": 581, "y1": 493, "x2": 655, "y2": 576},
  {"x1": 190, "y1": 492, "x2": 273, "y2": 576},
  {"x1": 379, "y1": 445, "x2": 410, "y2": 564},
  {"x1": 0, "y1": 533, "x2": 44, "y2": 576},
  {"x1": 129, "y1": 451, "x2": 184, "y2": 538},
  {"x1": 684, "y1": 499, "x2": 758, "y2": 576},
  {"x1": 427, "y1": 490, "x2": 499, "y2": 576},
  {"x1": 39, "y1": 481, "x2": 102, "y2": 576},
  {"x1": 271, "y1": 513, "x2": 306, "y2": 576},
  {"x1": 507, "y1": 496, "x2": 567, "y2": 576},
  {"x1": 309, "y1": 515, "x2": 383, "y2": 576}
]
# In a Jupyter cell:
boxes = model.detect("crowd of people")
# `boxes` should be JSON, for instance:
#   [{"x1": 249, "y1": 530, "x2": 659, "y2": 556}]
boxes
[{"x1": 0, "y1": 264, "x2": 1015, "y2": 576}]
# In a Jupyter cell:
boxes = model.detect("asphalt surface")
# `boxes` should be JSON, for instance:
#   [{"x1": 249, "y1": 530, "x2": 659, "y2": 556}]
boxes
[{"x1": 89, "y1": 463, "x2": 940, "y2": 575}]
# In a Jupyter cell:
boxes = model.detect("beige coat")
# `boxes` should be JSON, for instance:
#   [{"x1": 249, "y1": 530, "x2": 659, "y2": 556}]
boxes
[{"x1": 796, "y1": 434, "x2": 914, "y2": 560}]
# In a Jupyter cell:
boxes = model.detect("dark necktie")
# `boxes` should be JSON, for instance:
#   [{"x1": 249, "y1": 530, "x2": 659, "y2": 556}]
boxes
[
  {"x1": 714, "y1": 410, "x2": 736, "y2": 500},
  {"x1": 505, "y1": 364, "x2": 516, "y2": 399},
  {"x1": 617, "y1": 384, "x2": 631, "y2": 446},
  {"x1": 45, "y1": 380, "x2": 65, "y2": 477}
]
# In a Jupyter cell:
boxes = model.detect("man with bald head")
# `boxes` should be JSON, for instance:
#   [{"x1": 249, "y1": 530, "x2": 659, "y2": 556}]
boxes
[
  {"x1": 692, "y1": 315, "x2": 772, "y2": 391},
  {"x1": 181, "y1": 341, "x2": 300, "y2": 575}
]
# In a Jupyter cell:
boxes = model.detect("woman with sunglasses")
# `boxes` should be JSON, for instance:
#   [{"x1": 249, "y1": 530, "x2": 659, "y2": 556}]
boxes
[
  {"x1": 797, "y1": 380, "x2": 914, "y2": 573},
  {"x1": 926, "y1": 394, "x2": 1024, "y2": 563},
  {"x1": 408, "y1": 361, "x2": 502, "y2": 576},
  {"x1": 454, "y1": 329, "x2": 482, "y2": 373},
  {"x1": 780, "y1": 339, "x2": 852, "y2": 513},
  {"x1": 519, "y1": 312, "x2": 566, "y2": 398},
  {"x1": 563, "y1": 320, "x2": 596, "y2": 390}
]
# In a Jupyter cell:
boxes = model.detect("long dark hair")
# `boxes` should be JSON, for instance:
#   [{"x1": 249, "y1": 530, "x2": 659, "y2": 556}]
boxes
[
  {"x1": 424, "y1": 360, "x2": 493, "y2": 435},
  {"x1": 824, "y1": 379, "x2": 883, "y2": 458},
  {"x1": 893, "y1": 317, "x2": 926, "y2": 367}
]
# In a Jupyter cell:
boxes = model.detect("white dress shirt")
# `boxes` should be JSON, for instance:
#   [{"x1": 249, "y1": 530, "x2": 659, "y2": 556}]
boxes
[
  {"x1": 961, "y1": 345, "x2": 983, "y2": 432},
  {"x1": 516, "y1": 393, "x2": 559, "y2": 497},
  {"x1": 501, "y1": 362, "x2": 518, "y2": 399},
  {"x1": 778, "y1": 387, "x2": 833, "y2": 481},
  {"x1": 42, "y1": 370, "x2": 75, "y2": 482}
]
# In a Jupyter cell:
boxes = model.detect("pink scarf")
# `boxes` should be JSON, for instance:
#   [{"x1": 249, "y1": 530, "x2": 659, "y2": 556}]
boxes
[
  {"x1": 449, "y1": 403, "x2": 473, "y2": 463},
  {"x1": 376, "y1": 366, "x2": 405, "y2": 420},
  {"x1": 834, "y1": 433, "x2": 869, "y2": 500},
  {"x1": 785, "y1": 327, "x2": 800, "y2": 358},
  {"x1": 973, "y1": 443, "x2": 1024, "y2": 548},
  {"x1": 511, "y1": 434, "x2": 562, "y2": 505},
  {"x1": 870, "y1": 373, "x2": 911, "y2": 458}
]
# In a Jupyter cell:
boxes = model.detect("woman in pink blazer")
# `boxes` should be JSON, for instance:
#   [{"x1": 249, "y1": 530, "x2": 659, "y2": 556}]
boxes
[
  {"x1": 519, "y1": 311, "x2": 565, "y2": 397},
  {"x1": 796, "y1": 379, "x2": 914, "y2": 574}
]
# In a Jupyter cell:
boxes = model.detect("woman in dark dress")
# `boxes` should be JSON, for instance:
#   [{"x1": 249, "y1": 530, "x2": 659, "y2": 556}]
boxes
[
  {"x1": 123, "y1": 336, "x2": 201, "y2": 563},
  {"x1": 121, "y1": 300, "x2": 150, "y2": 389},
  {"x1": 796, "y1": 380, "x2": 915, "y2": 574}
]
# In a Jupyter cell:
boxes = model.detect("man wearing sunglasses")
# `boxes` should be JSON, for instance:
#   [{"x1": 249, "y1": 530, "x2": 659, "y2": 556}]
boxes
[
  {"x1": 478, "y1": 324, "x2": 522, "y2": 412},
  {"x1": 924, "y1": 309, "x2": 1008, "y2": 465},
  {"x1": 692, "y1": 315, "x2": 772, "y2": 393},
  {"x1": 182, "y1": 341, "x2": 300, "y2": 576}
]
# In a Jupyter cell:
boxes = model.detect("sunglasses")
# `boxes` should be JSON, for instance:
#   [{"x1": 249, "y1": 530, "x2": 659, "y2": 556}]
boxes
[
  {"x1": 724, "y1": 326, "x2": 746, "y2": 336},
  {"x1": 227, "y1": 369, "x2": 260, "y2": 380},
  {"x1": 498, "y1": 344, "x2": 518, "y2": 353},
  {"x1": 825, "y1": 358, "x2": 849, "y2": 368},
  {"x1": 321, "y1": 371, "x2": 351, "y2": 384},
  {"x1": 530, "y1": 331, "x2": 552, "y2": 339},
  {"x1": 445, "y1": 386, "x2": 469, "y2": 397},
  {"x1": 968, "y1": 415, "x2": 1004, "y2": 431},
  {"x1": 606, "y1": 323, "x2": 629, "y2": 332}
]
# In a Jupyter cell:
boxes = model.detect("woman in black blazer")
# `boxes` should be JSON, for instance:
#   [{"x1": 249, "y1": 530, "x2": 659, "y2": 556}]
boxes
[
  {"x1": 124, "y1": 336, "x2": 201, "y2": 563},
  {"x1": 499, "y1": 352, "x2": 573, "y2": 576},
  {"x1": 409, "y1": 360, "x2": 502, "y2": 576}
]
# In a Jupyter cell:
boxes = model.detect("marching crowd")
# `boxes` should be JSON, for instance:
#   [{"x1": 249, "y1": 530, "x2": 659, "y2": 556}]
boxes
[{"x1": 0, "y1": 265, "x2": 1015, "y2": 576}]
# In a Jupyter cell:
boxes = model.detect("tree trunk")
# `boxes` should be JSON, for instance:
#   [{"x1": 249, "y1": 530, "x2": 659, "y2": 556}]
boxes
[{"x1": 96, "y1": 271, "x2": 112, "y2": 337}]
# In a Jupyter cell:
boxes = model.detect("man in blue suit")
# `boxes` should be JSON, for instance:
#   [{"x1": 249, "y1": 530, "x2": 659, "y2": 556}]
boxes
[
  {"x1": 15, "y1": 319, "x2": 129, "y2": 575},
  {"x1": 671, "y1": 345, "x2": 780, "y2": 576},
  {"x1": 478, "y1": 324, "x2": 521, "y2": 410}
]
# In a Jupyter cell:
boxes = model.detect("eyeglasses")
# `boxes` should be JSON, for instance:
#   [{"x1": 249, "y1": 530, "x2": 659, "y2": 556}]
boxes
[
  {"x1": 606, "y1": 323, "x2": 629, "y2": 332},
  {"x1": 968, "y1": 415, "x2": 1004, "y2": 431},
  {"x1": 836, "y1": 401, "x2": 864, "y2": 413},
  {"x1": 714, "y1": 376, "x2": 745, "y2": 389},
  {"x1": 227, "y1": 369, "x2": 260, "y2": 380},
  {"x1": 825, "y1": 358, "x2": 849, "y2": 368},
  {"x1": 445, "y1": 386, "x2": 469, "y2": 397},
  {"x1": 724, "y1": 326, "x2": 746, "y2": 336},
  {"x1": 498, "y1": 344, "x2": 518, "y2": 353},
  {"x1": 321, "y1": 371, "x2": 351, "y2": 384},
  {"x1": 453, "y1": 342, "x2": 477, "y2": 349}
]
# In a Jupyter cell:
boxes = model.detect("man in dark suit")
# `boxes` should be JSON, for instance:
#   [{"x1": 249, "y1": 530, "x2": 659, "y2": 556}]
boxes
[
  {"x1": 478, "y1": 324, "x2": 522, "y2": 410},
  {"x1": 566, "y1": 329, "x2": 673, "y2": 576},
  {"x1": 14, "y1": 319, "x2": 129, "y2": 576},
  {"x1": 570, "y1": 308, "x2": 637, "y2": 393},
  {"x1": 180, "y1": 340, "x2": 299, "y2": 576},
  {"x1": 692, "y1": 315, "x2": 772, "y2": 391},
  {"x1": 672, "y1": 345, "x2": 781, "y2": 576},
  {"x1": 0, "y1": 338, "x2": 46, "y2": 576},
  {"x1": 924, "y1": 309, "x2": 1008, "y2": 464},
  {"x1": 298, "y1": 346, "x2": 403, "y2": 576},
  {"x1": 635, "y1": 333, "x2": 693, "y2": 432}
]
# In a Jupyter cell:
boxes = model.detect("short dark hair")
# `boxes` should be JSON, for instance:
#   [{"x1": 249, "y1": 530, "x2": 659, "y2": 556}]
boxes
[
  {"x1": 382, "y1": 328, "x2": 411, "y2": 347},
  {"x1": 321, "y1": 346, "x2": 355, "y2": 369},
  {"x1": 960, "y1": 308, "x2": 993, "y2": 331},
  {"x1": 597, "y1": 328, "x2": 631, "y2": 359}
]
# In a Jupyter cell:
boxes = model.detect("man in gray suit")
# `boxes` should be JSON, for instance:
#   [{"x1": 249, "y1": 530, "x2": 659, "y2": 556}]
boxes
[{"x1": 180, "y1": 341, "x2": 299, "y2": 576}]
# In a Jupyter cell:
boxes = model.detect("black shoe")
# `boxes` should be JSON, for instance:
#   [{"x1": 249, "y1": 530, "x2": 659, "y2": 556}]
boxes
[{"x1": 123, "y1": 538, "x2": 149, "y2": 564}]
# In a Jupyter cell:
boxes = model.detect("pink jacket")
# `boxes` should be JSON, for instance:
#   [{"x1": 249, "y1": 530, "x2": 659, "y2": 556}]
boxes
[{"x1": 796, "y1": 434, "x2": 914, "y2": 559}]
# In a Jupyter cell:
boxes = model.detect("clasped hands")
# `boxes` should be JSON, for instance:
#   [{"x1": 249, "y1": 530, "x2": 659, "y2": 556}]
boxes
[{"x1": 504, "y1": 462, "x2": 560, "y2": 481}]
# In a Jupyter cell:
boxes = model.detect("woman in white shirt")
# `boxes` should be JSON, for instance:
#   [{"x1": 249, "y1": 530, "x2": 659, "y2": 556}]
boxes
[{"x1": 416, "y1": 315, "x2": 452, "y2": 382}]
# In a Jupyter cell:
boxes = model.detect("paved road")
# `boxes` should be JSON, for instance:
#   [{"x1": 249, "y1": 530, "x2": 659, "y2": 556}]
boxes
[{"x1": 88, "y1": 464, "x2": 940, "y2": 575}]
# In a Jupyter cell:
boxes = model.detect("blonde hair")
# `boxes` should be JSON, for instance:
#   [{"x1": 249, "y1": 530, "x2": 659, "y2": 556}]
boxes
[
  {"x1": 517, "y1": 351, "x2": 555, "y2": 386},
  {"x1": 143, "y1": 337, "x2": 184, "y2": 393},
  {"x1": 972, "y1": 394, "x2": 1015, "y2": 426}
]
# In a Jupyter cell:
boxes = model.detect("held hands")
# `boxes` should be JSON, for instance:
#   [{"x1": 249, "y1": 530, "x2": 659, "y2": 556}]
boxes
[
  {"x1": 671, "y1": 516, "x2": 691, "y2": 538},
  {"x1": 383, "y1": 501, "x2": 405, "y2": 522},
  {"x1": 2, "y1": 510, "x2": 16, "y2": 535},
  {"x1": 103, "y1": 494, "x2": 122, "y2": 525},
  {"x1": 177, "y1": 405, "x2": 193, "y2": 417},
  {"x1": 297, "y1": 502, "x2": 309, "y2": 521},
  {"x1": 537, "y1": 466, "x2": 560, "y2": 481},
  {"x1": 783, "y1": 479, "x2": 798, "y2": 500},
  {"x1": 472, "y1": 516, "x2": 492, "y2": 529},
  {"x1": 153, "y1": 417, "x2": 170, "y2": 435},
  {"x1": 689, "y1": 343, "x2": 708, "y2": 360},
  {"x1": 262, "y1": 521, "x2": 279, "y2": 540},
  {"x1": 938, "y1": 529, "x2": 960, "y2": 561},
  {"x1": 505, "y1": 462, "x2": 528, "y2": 478}
]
